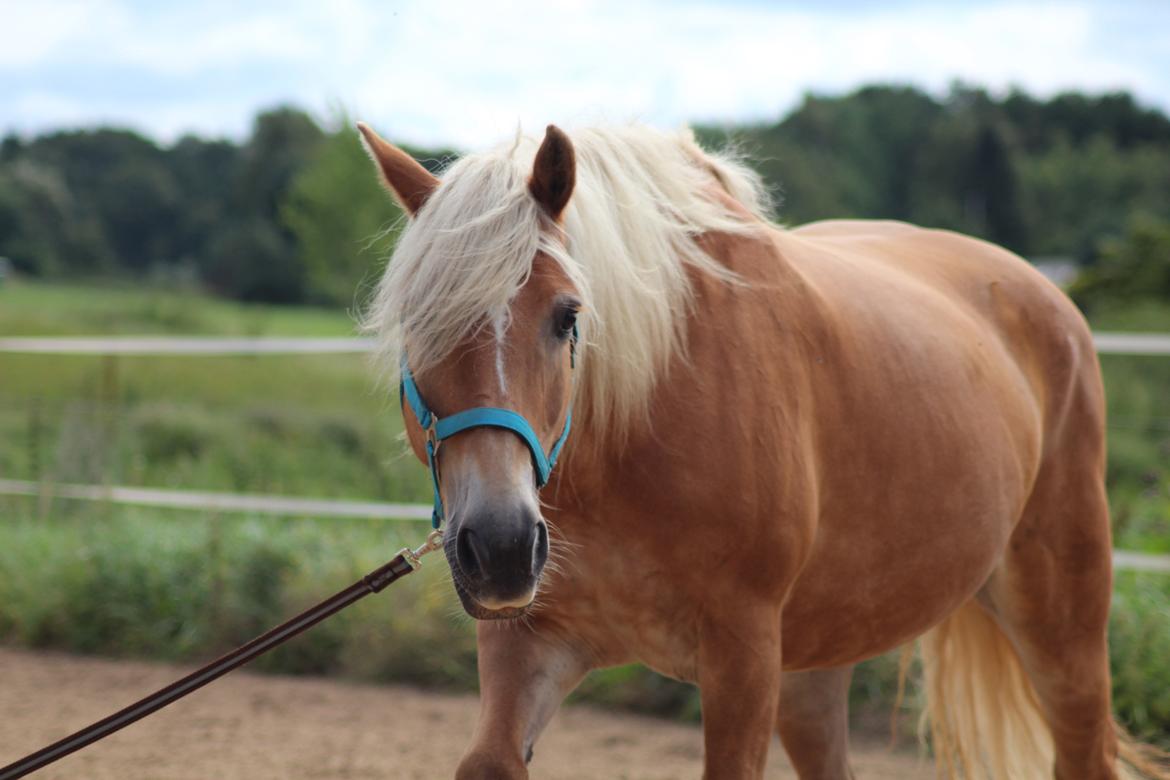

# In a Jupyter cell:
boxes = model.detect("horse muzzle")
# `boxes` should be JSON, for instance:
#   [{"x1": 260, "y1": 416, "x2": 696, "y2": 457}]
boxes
[{"x1": 446, "y1": 503, "x2": 549, "y2": 619}]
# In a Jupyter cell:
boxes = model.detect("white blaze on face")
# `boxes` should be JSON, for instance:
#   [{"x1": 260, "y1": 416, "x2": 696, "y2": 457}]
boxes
[{"x1": 493, "y1": 309, "x2": 509, "y2": 396}]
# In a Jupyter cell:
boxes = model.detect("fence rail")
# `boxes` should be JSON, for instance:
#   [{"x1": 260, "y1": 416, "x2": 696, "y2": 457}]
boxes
[
  {"x1": 0, "y1": 337, "x2": 376, "y2": 355},
  {"x1": 1092, "y1": 332, "x2": 1170, "y2": 355},
  {"x1": 1, "y1": 332, "x2": 1170, "y2": 356},
  {"x1": 1, "y1": 478, "x2": 1167, "y2": 573},
  {"x1": 0, "y1": 479, "x2": 430, "y2": 521}
]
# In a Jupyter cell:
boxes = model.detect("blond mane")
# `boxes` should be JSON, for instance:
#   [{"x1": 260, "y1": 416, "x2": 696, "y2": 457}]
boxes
[{"x1": 362, "y1": 124, "x2": 773, "y2": 438}]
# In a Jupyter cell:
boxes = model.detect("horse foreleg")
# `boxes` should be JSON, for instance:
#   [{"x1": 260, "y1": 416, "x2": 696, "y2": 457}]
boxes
[
  {"x1": 455, "y1": 621, "x2": 589, "y2": 780},
  {"x1": 697, "y1": 611, "x2": 784, "y2": 779},
  {"x1": 776, "y1": 666, "x2": 856, "y2": 780}
]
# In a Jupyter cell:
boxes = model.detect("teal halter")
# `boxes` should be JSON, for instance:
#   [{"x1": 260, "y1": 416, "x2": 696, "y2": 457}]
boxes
[{"x1": 400, "y1": 326, "x2": 578, "y2": 529}]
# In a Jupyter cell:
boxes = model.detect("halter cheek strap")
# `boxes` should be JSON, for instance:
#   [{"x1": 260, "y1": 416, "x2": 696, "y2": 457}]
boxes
[{"x1": 400, "y1": 326, "x2": 578, "y2": 529}]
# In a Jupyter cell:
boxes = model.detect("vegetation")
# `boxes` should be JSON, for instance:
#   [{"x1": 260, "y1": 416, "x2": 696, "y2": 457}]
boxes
[
  {"x1": 4, "y1": 85, "x2": 1170, "y2": 307},
  {"x1": 696, "y1": 85, "x2": 1170, "y2": 260},
  {"x1": 0, "y1": 109, "x2": 452, "y2": 305},
  {"x1": 0, "y1": 505, "x2": 478, "y2": 687}
]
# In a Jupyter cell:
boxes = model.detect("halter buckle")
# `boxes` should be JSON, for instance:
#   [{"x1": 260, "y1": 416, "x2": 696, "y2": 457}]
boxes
[{"x1": 425, "y1": 414, "x2": 441, "y2": 454}]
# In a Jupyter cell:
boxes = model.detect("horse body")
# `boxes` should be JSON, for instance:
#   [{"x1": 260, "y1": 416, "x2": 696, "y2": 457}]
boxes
[
  {"x1": 541, "y1": 218, "x2": 1075, "y2": 668},
  {"x1": 355, "y1": 123, "x2": 1156, "y2": 779},
  {"x1": 464, "y1": 217, "x2": 1116, "y2": 779}
]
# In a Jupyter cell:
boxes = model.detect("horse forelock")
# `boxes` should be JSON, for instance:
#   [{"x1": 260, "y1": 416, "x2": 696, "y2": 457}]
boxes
[{"x1": 362, "y1": 124, "x2": 772, "y2": 440}]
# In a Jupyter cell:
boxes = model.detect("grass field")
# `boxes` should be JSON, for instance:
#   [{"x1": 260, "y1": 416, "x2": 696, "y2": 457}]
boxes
[
  {"x1": 1, "y1": 278, "x2": 1168, "y2": 743},
  {"x1": 0, "y1": 279, "x2": 430, "y2": 504}
]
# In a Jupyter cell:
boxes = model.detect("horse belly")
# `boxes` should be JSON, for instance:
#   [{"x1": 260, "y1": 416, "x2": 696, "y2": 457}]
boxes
[
  {"x1": 778, "y1": 498, "x2": 1013, "y2": 670},
  {"x1": 775, "y1": 307, "x2": 1043, "y2": 669}
]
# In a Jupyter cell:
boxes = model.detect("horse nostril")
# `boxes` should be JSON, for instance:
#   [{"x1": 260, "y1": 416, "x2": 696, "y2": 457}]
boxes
[
  {"x1": 456, "y1": 527, "x2": 487, "y2": 578},
  {"x1": 533, "y1": 521, "x2": 549, "y2": 574}
]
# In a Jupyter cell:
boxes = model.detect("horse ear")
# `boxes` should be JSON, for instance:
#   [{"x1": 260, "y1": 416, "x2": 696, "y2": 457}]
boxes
[
  {"x1": 356, "y1": 121, "x2": 439, "y2": 217},
  {"x1": 529, "y1": 124, "x2": 575, "y2": 221}
]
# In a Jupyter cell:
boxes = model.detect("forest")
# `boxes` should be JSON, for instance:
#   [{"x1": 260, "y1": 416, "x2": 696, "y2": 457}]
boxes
[{"x1": 3, "y1": 83, "x2": 1169, "y2": 312}]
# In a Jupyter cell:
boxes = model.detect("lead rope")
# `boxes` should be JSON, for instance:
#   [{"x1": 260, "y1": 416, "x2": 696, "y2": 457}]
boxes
[{"x1": 0, "y1": 530, "x2": 443, "y2": 780}]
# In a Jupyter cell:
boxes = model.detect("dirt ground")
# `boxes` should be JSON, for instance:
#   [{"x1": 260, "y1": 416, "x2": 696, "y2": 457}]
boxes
[{"x1": 0, "y1": 648, "x2": 932, "y2": 779}]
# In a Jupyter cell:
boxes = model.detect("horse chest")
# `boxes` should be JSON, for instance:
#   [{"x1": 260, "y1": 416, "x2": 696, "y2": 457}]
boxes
[{"x1": 554, "y1": 557, "x2": 703, "y2": 682}]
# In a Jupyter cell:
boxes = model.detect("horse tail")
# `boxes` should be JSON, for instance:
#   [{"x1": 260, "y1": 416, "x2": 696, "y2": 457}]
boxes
[
  {"x1": 1116, "y1": 720, "x2": 1170, "y2": 779},
  {"x1": 917, "y1": 600, "x2": 1053, "y2": 779},
  {"x1": 916, "y1": 600, "x2": 1170, "y2": 778}
]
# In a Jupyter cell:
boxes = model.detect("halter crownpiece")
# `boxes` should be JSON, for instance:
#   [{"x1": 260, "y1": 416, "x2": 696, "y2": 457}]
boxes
[{"x1": 400, "y1": 325, "x2": 579, "y2": 529}]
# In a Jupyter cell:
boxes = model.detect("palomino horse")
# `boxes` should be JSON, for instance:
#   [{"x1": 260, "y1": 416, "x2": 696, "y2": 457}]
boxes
[{"x1": 356, "y1": 121, "x2": 1165, "y2": 779}]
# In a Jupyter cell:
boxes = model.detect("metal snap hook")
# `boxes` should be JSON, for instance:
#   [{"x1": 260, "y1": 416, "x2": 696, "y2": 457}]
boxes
[{"x1": 398, "y1": 528, "x2": 444, "y2": 570}]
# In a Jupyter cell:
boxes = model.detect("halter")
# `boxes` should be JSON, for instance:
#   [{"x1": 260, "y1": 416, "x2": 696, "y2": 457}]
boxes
[{"x1": 400, "y1": 325, "x2": 578, "y2": 529}]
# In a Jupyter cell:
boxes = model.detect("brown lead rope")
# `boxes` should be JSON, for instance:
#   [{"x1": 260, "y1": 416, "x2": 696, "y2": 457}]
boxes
[{"x1": 0, "y1": 530, "x2": 443, "y2": 780}]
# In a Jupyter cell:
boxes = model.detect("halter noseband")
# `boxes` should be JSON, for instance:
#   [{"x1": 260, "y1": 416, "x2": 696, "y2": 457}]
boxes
[{"x1": 400, "y1": 325, "x2": 578, "y2": 529}]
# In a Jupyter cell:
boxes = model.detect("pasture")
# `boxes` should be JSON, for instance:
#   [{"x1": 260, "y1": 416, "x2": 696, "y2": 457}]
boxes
[{"x1": 0, "y1": 278, "x2": 1167, "y2": 747}]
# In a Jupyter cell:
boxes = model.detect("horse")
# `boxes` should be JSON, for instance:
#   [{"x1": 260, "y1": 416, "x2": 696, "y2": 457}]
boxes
[{"x1": 354, "y1": 120, "x2": 1167, "y2": 779}]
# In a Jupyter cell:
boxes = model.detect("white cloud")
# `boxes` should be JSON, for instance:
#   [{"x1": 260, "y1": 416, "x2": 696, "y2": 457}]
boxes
[
  {"x1": 0, "y1": 0, "x2": 107, "y2": 67},
  {"x1": 1, "y1": 0, "x2": 1167, "y2": 147}
]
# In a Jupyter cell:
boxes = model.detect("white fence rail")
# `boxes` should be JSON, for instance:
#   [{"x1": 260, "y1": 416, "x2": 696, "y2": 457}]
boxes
[
  {"x1": 1, "y1": 332, "x2": 1170, "y2": 356},
  {"x1": 0, "y1": 336, "x2": 376, "y2": 355},
  {"x1": 0, "y1": 479, "x2": 430, "y2": 521},
  {"x1": 1092, "y1": 332, "x2": 1170, "y2": 355},
  {"x1": 1, "y1": 478, "x2": 1167, "y2": 573}
]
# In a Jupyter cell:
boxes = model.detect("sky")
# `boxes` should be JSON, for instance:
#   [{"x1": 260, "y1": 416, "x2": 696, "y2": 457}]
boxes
[{"x1": 2, "y1": 0, "x2": 1170, "y2": 149}]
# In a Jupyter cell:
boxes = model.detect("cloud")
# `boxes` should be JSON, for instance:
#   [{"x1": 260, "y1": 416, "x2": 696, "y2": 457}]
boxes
[
  {"x1": 1, "y1": 0, "x2": 1168, "y2": 147},
  {"x1": 0, "y1": 0, "x2": 105, "y2": 68}
]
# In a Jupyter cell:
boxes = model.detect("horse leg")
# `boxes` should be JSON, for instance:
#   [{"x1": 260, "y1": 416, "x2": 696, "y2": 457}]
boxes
[
  {"x1": 455, "y1": 622, "x2": 589, "y2": 780},
  {"x1": 775, "y1": 666, "x2": 856, "y2": 780},
  {"x1": 981, "y1": 471, "x2": 1119, "y2": 780},
  {"x1": 697, "y1": 609, "x2": 784, "y2": 779}
]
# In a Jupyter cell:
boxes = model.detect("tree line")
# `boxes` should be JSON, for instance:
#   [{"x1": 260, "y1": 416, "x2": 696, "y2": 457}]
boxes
[{"x1": 2, "y1": 84, "x2": 1168, "y2": 309}]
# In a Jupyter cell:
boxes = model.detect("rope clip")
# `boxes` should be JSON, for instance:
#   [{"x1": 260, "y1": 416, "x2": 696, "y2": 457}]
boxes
[{"x1": 398, "y1": 529, "x2": 443, "y2": 570}]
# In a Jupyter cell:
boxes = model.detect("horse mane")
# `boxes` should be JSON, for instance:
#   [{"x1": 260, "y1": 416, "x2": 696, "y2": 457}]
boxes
[{"x1": 362, "y1": 124, "x2": 773, "y2": 439}]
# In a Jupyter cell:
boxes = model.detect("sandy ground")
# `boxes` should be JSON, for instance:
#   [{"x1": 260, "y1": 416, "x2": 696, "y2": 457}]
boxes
[{"x1": 0, "y1": 648, "x2": 932, "y2": 779}]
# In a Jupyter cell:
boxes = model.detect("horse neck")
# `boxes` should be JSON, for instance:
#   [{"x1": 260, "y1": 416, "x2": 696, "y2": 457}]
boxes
[{"x1": 548, "y1": 223, "x2": 818, "y2": 524}]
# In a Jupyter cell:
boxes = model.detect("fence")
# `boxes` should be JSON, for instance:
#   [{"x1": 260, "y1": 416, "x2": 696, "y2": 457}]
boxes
[
  {"x1": 0, "y1": 479, "x2": 430, "y2": 521},
  {"x1": 1, "y1": 334, "x2": 1168, "y2": 573},
  {"x1": 1, "y1": 332, "x2": 1169, "y2": 356}
]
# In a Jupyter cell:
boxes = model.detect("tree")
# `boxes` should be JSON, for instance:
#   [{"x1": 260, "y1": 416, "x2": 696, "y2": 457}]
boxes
[
  {"x1": 0, "y1": 159, "x2": 112, "y2": 275},
  {"x1": 168, "y1": 136, "x2": 240, "y2": 273},
  {"x1": 281, "y1": 121, "x2": 405, "y2": 306},
  {"x1": 235, "y1": 107, "x2": 325, "y2": 221},
  {"x1": 1071, "y1": 216, "x2": 1170, "y2": 309},
  {"x1": 203, "y1": 218, "x2": 303, "y2": 303},
  {"x1": 969, "y1": 123, "x2": 1026, "y2": 250},
  {"x1": 1020, "y1": 136, "x2": 1170, "y2": 258}
]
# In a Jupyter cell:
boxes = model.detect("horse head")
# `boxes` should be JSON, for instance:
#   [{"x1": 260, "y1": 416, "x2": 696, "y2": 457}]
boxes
[{"x1": 358, "y1": 122, "x2": 581, "y2": 619}]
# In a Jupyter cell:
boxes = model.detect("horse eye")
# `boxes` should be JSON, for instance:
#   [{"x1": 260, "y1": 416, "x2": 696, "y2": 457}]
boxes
[{"x1": 555, "y1": 307, "x2": 578, "y2": 339}]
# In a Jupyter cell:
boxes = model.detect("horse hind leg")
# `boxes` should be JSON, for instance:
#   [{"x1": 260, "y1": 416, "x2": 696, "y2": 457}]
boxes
[
  {"x1": 979, "y1": 465, "x2": 1170, "y2": 780},
  {"x1": 922, "y1": 457, "x2": 1149, "y2": 779},
  {"x1": 776, "y1": 666, "x2": 856, "y2": 780}
]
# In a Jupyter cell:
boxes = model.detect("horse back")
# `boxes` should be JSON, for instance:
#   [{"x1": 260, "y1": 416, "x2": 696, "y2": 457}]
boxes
[{"x1": 752, "y1": 220, "x2": 1103, "y2": 667}]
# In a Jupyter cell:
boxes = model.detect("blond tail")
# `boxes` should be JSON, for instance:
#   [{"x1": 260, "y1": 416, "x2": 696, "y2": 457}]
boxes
[
  {"x1": 918, "y1": 600, "x2": 1054, "y2": 779},
  {"x1": 1116, "y1": 720, "x2": 1170, "y2": 779}
]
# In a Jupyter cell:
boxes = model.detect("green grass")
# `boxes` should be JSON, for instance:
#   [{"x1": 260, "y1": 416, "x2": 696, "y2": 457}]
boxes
[
  {"x1": 0, "y1": 279, "x2": 1167, "y2": 743},
  {"x1": 0, "y1": 278, "x2": 357, "y2": 337},
  {"x1": 1101, "y1": 353, "x2": 1170, "y2": 554},
  {"x1": 0, "y1": 279, "x2": 428, "y2": 502},
  {"x1": 1, "y1": 397, "x2": 430, "y2": 501},
  {"x1": 1084, "y1": 298, "x2": 1170, "y2": 333}
]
